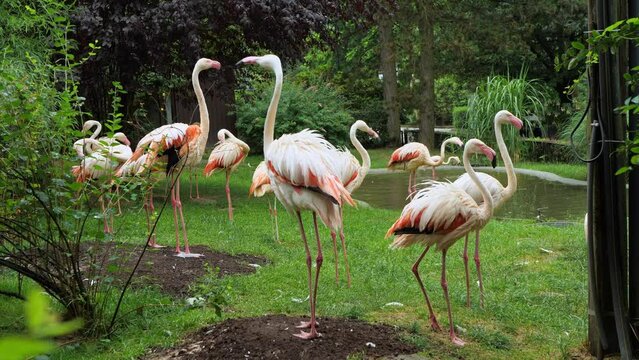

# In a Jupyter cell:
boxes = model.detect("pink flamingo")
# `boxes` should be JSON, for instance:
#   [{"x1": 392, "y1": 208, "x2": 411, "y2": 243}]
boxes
[
  {"x1": 388, "y1": 137, "x2": 463, "y2": 196},
  {"x1": 203, "y1": 129, "x2": 250, "y2": 221},
  {"x1": 72, "y1": 135, "x2": 132, "y2": 233},
  {"x1": 386, "y1": 138, "x2": 497, "y2": 346},
  {"x1": 249, "y1": 161, "x2": 280, "y2": 243},
  {"x1": 116, "y1": 58, "x2": 220, "y2": 256},
  {"x1": 452, "y1": 110, "x2": 522, "y2": 308},
  {"x1": 329, "y1": 120, "x2": 379, "y2": 287},
  {"x1": 238, "y1": 54, "x2": 354, "y2": 339}
]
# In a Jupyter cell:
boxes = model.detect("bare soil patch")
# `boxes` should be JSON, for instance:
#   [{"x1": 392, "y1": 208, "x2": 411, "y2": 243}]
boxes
[
  {"x1": 143, "y1": 314, "x2": 420, "y2": 360},
  {"x1": 81, "y1": 243, "x2": 268, "y2": 297}
]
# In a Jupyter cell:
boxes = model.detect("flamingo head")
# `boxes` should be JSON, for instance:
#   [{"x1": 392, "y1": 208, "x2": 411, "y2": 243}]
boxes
[
  {"x1": 196, "y1": 58, "x2": 221, "y2": 71},
  {"x1": 353, "y1": 120, "x2": 379, "y2": 139},
  {"x1": 448, "y1": 136, "x2": 464, "y2": 147},
  {"x1": 235, "y1": 54, "x2": 281, "y2": 71},
  {"x1": 496, "y1": 110, "x2": 524, "y2": 130},
  {"x1": 468, "y1": 139, "x2": 497, "y2": 168},
  {"x1": 217, "y1": 129, "x2": 228, "y2": 142},
  {"x1": 114, "y1": 132, "x2": 131, "y2": 146}
]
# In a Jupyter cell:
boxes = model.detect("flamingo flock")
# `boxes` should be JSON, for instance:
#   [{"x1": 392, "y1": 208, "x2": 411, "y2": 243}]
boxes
[{"x1": 72, "y1": 54, "x2": 521, "y2": 346}]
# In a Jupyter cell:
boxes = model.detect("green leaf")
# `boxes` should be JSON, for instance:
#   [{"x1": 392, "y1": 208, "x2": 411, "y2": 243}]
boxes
[
  {"x1": 571, "y1": 41, "x2": 585, "y2": 50},
  {"x1": 0, "y1": 336, "x2": 54, "y2": 360},
  {"x1": 25, "y1": 291, "x2": 48, "y2": 334},
  {"x1": 632, "y1": 155, "x2": 639, "y2": 164},
  {"x1": 615, "y1": 166, "x2": 631, "y2": 175}
]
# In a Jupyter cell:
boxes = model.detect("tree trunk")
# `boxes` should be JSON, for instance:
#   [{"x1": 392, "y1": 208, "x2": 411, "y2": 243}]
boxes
[
  {"x1": 416, "y1": 0, "x2": 435, "y2": 148},
  {"x1": 378, "y1": 14, "x2": 401, "y2": 146}
]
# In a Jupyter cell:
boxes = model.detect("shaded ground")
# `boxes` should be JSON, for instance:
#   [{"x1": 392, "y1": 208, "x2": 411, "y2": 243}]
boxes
[
  {"x1": 81, "y1": 243, "x2": 268, "y2": 297},
  {"x1": 143, "y1": 315, "x2": 420, "y2": 360}
]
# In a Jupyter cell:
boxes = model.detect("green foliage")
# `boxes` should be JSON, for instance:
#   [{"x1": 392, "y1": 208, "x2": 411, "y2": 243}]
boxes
[
  {"x1": 435, "y1": 75, "x2": 471, "y2": 125},
  {"x1": 0, "y1": 289, "x2": 82, "y2": 360},
  {"x1": 187, "y1": 265, "x2": 231, "y2": 317},
  {"x1": 235, "y1": 77, "x2": 354, "y2": 152},
  {"x1": 460, "y1": 69, "x2": 556, "y2": 159}
]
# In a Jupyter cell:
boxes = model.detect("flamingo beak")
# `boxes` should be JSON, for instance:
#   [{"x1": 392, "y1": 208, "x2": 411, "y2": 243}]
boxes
[
  {"x1": 368, "y1": 129, "x2": 380, "y2": 139},
  {"x1": 123, "y1": 137, "x2": 131, "y2": 146},
  {"x1": 211, "y1": 61, "x2": 221, "y2": 70},
  {"x1": 491, "y1": 154, "x2": 497, "y2": 168},
  {"x1": 235, "y1": 56, "x2": 259, "y2": 67},
  {"x1": 509, "y1": 115, "x2": 524, "y2": 130}
]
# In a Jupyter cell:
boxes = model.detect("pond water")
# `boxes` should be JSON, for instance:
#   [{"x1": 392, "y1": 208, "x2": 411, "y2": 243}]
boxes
[{"x1": 354, "y1": 168, "x2": 587, "y2": 221}]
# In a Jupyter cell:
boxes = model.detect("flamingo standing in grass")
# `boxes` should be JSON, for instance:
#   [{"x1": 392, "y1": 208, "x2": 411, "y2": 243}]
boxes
[
  {"x1": 249, "y1": 161, "x2": 280, "y2": 243},
  {"x1": 386, "y1": 138, "x2": 497, "y2": 346},
  {"x1": 328, "y1": 120, "x2": 379, "y2": 287},
  {"x1": 388, "y1": 137, "x2": 464, "y2": 197},
  {"x1": 72, "y1": 135, "x2": 132, "y2": 233},
  {"x1": 238, "y1": 54, "x2": 354, "y2": 339},
  {"x1": 203, "y1": 129, "x2": 250, "y2": 221},
  {"x1": 116, "y1": 58, "x2": 220, "y2": 256},
  {"x1": 452, "y1": 110, "x2": 523, "y2": 308}
]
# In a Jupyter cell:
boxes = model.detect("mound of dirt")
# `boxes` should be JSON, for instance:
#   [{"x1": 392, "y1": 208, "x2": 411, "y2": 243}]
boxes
[
  {"x1": 143, "y1": 315, "x2": 420, "y2": 359},
  {"x1": 81, "y1": 243, "x2": 268, "y2": 297}
]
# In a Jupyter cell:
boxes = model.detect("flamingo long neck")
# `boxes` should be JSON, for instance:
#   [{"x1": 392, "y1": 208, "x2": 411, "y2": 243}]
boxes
[
  {"x1": 89, "y1": 121, "x2": 101, "y2": 140},
  {"x1": 495, "y1": 120, "x2": 517, "y2": 200},
  {"x1": 193, "y1": 67, "x2": 209, "y2": 152},
  {"x1": 351, "y1": 125, "x2": 371, "y2": 177},
  {"x1": 82, "y1": 138, "x2": 101, "y2": 156},
  {"x1": 433, "y1": 139, "x2": 451, "y2": 166},
  {"x1": 218, "y1": 129, "x2": 233, "y2": 141},
  {"x1": 264, "y1": 65, "x2": 283, "y2": 153},
  {"x1": 463, "y1": 147, "x2": 493, "y2": 219}
]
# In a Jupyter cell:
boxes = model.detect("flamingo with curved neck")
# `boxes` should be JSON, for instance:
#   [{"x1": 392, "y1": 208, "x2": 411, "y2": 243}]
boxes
[
  {"x1": 453, "y1": 109, "x2": 523, "y2": 308},
  {"x1": 186, "y1": 64, "x2": 212, "y2": 199},
  {"x1": 238, "y1": 54, "x2": 355, "y2": 339},
  {"x1": 386, "y1": 138, "x2": 496, "y2": 346},
  {"x1": 388, "y1": 136, "x2": 464, "y2": 196}
]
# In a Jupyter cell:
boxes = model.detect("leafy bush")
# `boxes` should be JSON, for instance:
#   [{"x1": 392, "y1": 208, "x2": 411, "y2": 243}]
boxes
[
  {"x1": 235, "y1": 78, "x2": 354, "y2": 152},
  {"x1": 435, "y1": 75, "x2": 471, "y2": 126},
  {"x1": 459, "y1": 69, "x2": 555, "y2": 159}
]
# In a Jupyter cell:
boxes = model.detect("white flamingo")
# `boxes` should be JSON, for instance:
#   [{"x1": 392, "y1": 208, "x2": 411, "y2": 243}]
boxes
[
  {"x1": 452, "y1": 110, "x2": 523, "y2": 308},
  {"x1": 203, "y1": 129, "x2": 250, "y2": 221},
  {"x1": 386, "y1": 138, "x2": 497, "y2": 346},
  {"x1": 388, "y1": 137, "x2": 464, "y2": 196},
  {"x1": 116, "y1": 58, "x2": 220, "y2": 256},
  {"x1": 238, "y1": 54, "x2": 354, "y2": 339},
  {"x1": 328, "y1": 120, "x2": 379, "y2": 287}
]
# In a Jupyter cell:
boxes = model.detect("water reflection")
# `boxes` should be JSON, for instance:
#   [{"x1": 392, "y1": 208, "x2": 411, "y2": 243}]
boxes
[{"x1": 355, "y1": 168, "x2": 587, "y2": 221}]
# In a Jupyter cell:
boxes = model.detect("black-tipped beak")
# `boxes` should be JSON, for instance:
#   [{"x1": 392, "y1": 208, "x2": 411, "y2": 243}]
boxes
[
  {"x1": 235, "y1": 60, "x2": 245, "y2": 67},
  {"x1": 491, "y1": 156, "x2": 497, "y2": 168}
]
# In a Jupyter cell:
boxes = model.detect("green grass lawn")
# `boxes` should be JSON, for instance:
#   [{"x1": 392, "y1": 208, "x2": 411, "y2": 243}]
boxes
[{"x1": 0, "y1": 154, "x2": 587, "y2": 359}]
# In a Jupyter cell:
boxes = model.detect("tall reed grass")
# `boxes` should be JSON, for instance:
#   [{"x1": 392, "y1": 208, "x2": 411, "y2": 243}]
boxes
[{"x1": 457, "y1": 69, "x2": 551, "y2": 160}]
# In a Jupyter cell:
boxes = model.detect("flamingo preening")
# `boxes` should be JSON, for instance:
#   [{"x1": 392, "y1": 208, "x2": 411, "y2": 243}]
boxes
[
  {"x1": 238, "y1": 54, "x2": 354, "y2": 339},
  {"x1": 386, "y1": 138, "x2": 497, "y2": 346},
  {"x1": 71, "y1": 135, "x2": 132, "y2": 233},
  {"x1": 203, "y1": 129, "x2": 250, "y2": 221},
  {"x1": 116, "y1": 58, "x2": 220, "y2": 256},
  {"x1": 249, "y1": 161, "x2": 280, "y2": 243},
  {"x1": 452, "y1": 110, "x2": 523, "y2": 308},
  {"x1": 388, "y1": 137, "x2": 464, "y2": 196},
  {"x1": 329, "y1": 120, "x2": 379, "y2": 287}
]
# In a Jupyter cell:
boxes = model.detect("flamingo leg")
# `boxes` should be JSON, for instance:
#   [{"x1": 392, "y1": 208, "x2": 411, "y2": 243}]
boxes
[
  {"x1": 175, "y1": 177, "x2": 193, "y2": 254},
  {"x1": 115, "y1": 184, "x2": 122, "y2": 216},
  {"x1": 195, "y1": 173, "x2": 200, "y2": 199},
  {"x1": 441, "y1": 249, "x2": 465, "y2": 346},
  {"x1": 407, "y1": 171, "x2": 413, "y2": 198},
  {"x1": 330, "y1": 230, "x2": 339, "y2": 285},
  {"x1": 273, "y1": 199, "x2": 280, "y2": 243},
  {"x1": 338, "y1": 207, "x2": 351, "y2": 288},
  {"x1": 474, "y1": 230, "x2": 485, "y2": 309},
  {"x1": 225, "y1": 171, "x2": 233, "y2": 221},
  {"x1": 170, "y1": 173, "x2": 182, "y2": 254},
  {"x1": 411, "y1": 245, "x2": 441, "y2": 331},
  {"x1": 189, "y1": 172, "x2": 194, "y2": 199},
  {"x1": 411, "y1": 170, "x2": 418, "y2": 194},
  {"x1": 100, "y1": 196, "x2": 111, "y2": 234},
  {"x1": 293, "y1": 211, "x2": 320, "y2": 339},
  {"x1": 145, "y1": 187, "x2": 163, "y2": 248},
  {"x1": 431, "y1": 166, "x2": 437, "y2": 179},
  {"x1": 463, "y1": 233, "x2": 471, "y2": 307}
]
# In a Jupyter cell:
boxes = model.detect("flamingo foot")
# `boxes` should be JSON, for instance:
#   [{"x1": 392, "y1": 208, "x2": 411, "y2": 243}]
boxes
[
  {"x1": 450, "y1": 334, "x2": 466, "y2": 346},
  {"x1": 430, "y1": 316, "x2": 442, "y2": 332},
  {"x1": 148, "y1": 243, "x2": 165, "y2": 249},
  {"x1": 293, "y1": 329, "x2": 321, "y2": 339},
  {"x1": 296, "y1": 320, "x2": 319, "y2": 329},
  {"x1": 175, "y1": 252, "x2": 204, "y2": 258}
]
